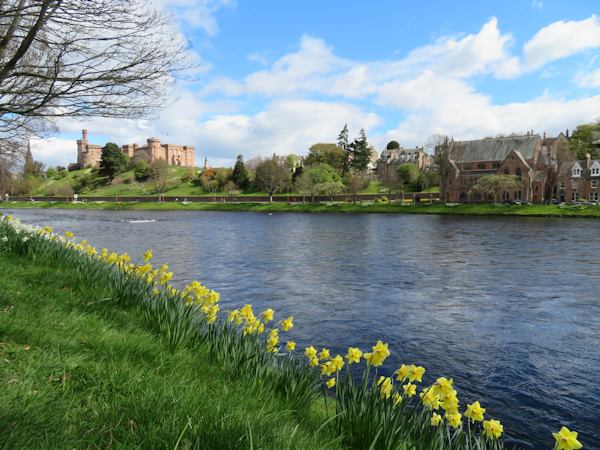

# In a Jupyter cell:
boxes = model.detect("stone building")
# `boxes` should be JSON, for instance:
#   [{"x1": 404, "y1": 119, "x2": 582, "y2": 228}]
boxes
[
  {"x1": 557, "y1": 155, "x2": 600, "y2": 202},
  {"x1": 375, "y1": 142, "x2": 432, "y2": 179},
  {"x1": 71, "y1": 129, "x2": 195, "y2": 170},
  {"x1": 443, "y1": 134, "x2": 552, "y2": 203}
]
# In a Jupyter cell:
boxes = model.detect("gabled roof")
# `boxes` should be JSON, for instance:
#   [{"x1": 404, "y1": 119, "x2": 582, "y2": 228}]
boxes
[
  {"x1": 450, "y1": 135, "x2": 540, "y2": 162},
  {"x1": 504, "y1": 149, "x2": 532, "y2": 171}
]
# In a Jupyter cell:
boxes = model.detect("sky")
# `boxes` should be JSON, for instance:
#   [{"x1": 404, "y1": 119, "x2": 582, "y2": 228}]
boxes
[{"x1": 32, "y1": 0, "x2": 600, "y2": 168}]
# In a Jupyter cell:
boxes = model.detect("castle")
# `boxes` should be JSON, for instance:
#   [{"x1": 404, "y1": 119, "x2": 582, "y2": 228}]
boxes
[{"x1": 71, "y1": 129, "x2": 195, "y2": 170}]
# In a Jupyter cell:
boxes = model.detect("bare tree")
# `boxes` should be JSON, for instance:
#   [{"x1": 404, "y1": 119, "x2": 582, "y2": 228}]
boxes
[
  {"x1": 0, "y1": 0, "x2": 191, "y2": 156},
  {"x1": 431, "y1": 135, "x2": 453, "y2": 203}
]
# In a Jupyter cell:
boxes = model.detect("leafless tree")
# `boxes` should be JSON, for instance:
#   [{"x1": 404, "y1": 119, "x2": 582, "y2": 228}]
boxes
[
  {"x1": 0, "y1": 0, "x2": 192, "y2": 157},
  {"x1": 429, "y1": 135, "x2": 453, "y2": 203}
]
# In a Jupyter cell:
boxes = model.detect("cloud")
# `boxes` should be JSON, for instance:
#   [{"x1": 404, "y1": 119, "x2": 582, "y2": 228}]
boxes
[
  {"x1": 530, "y1": 1, "x2": 544, "y2": 10},
  {"x1": 523, "y1": 15, "x2": 600, "y2": 71},
  {"x1": 574, "y1": 68, "x2": 600, "y2": 88},
  {"x1": 30, "y1": 138, "x2": 75, "y2": 168},
  {"x1": 152, "y1": 0, "x2": 234, "y2": 36}
]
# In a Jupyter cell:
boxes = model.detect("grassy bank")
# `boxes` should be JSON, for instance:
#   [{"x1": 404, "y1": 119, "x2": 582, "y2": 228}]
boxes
[
  {"x1": 3, "y1": 199, "x2": 600, "y2": 218},
  {"x1": 1, "y1": 214, "x2": 585, "y2": 449},
  {"x1": 0, "y1": 253, "x2": 333, "y2": 449}
]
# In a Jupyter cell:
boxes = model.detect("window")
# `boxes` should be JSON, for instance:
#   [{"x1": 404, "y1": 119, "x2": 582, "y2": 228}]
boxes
[
  {"x1": 459, "y1": 192, "x2": 467, "y2": 201},
  {"x1": 572, "y1": 191, "x2": 579, "y2": 201},
  {"x1": 504, "y1": 168, "x2": 510, "y2": 175},
  {"x1": 517, "y1": 191, "x2": 522, "y2": 199},
  {"x1": 502, "y1": 191, "x2": 509, "y2": 200},
  {"x1": 572, "y1": 180, "x2": 578, "y2": 189},
  {"x1": 474, "y1": 192, "x2": 482, "y2": 201},
  {"x1": 492, "y1": 162, "x2": 500, "y2": 169},
  {"x1": 572, "y1": 167, "x2": 582, "y2": 177},
  {"x1": 591, "y1": 192, "x2": 599, "y2": 201},
  {"x1": 515, "y1": 168, "x2": 522, "y2": 177},
  {"x1": 478, "y1": 163, "x2": 486, "y2": 170},
  {"x1": 593, "y1": 180, "x2": 598, "y2": 189},
  {"x1": 464, "y1": 164, "x2": 471, "y2": 170},
  {"x1": 560, "y1": 181, "x2": 565, "y2": 189}
]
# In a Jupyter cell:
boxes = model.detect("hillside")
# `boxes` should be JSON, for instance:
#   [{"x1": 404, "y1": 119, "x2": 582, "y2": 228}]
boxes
[{"x1": 34, "y1": 167, "x2": 438, "y2": 198}]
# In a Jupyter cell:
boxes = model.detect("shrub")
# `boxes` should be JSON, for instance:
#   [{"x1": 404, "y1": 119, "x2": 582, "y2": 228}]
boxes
[{"x1": 134, "y1": 159, "x2": 151, "y2": 181}]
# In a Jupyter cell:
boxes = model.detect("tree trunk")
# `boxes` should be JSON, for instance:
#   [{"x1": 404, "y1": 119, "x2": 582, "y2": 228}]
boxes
[{"x1": 269, "y1": 193, "x2": 273, "y2": 202}]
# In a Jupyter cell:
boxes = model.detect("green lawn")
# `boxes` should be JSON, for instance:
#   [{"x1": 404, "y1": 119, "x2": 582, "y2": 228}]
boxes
[
  {"x1": 4, "y1": 200, "x2": 600, "y2": 218},
  {"x1": 0, "y1": 254, "x2": 334, "y2": 449}
]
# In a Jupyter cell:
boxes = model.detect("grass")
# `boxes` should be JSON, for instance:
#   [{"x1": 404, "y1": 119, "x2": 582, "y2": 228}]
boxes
[
  {"x1": 4, "y1": 200, "x2": 600, "y2": 218},
  {"x1": 0, "y1": 254, "x2": 334, "y2": 449},
  {"x1": 34, "y1": 168, "x2": 436, "y2": 198}
]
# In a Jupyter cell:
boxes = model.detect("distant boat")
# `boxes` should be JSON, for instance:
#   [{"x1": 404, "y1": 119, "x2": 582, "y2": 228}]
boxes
[{"x1": 122, "y1": 219, "x2": 156, "y2": 223}]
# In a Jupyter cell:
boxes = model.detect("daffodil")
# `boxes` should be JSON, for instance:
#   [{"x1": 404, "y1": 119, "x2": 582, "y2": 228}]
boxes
[
  {"x1": 326, "y1": 378, "x2": 336, "y2": 389},
  {"x1": 64, "y1": 231, "x2": 74, "y2": 239},
  {"x1": 285, "y1": 340, "x2": 295, "y2": 352},
  {"x1": 377, "y1": 376, "x2": 393, "y2": 399},
  {"x1": 394, "y1": 364, "x2": 410, "y2": 381},
  {"x1": 483, "y1": 419, "x2": 503, "y2": 439},
  {"x1": 446, "y1": 412, "x2": 462, "y2": 429},
  {"x1": 281, "y1": 316, "x2": 293, "y2": 331},
  {"x1": 304, "y1": 345, "x2": 317, "y2": 359},
  {"x1": 318, "y1": 348, "x2": 331, "y2": 361},
  {"x1": 369, "y1": 340, "x2": 390, "y2": 366},
  {"x1": 464, "y1": 401, "x2": 486, "y2": 422},
  {"x1": 262, "y1": 308, "x2": 274, "y2": 323},
  {"x1": 408, "y1": 365, "x2": 425, "y2": 383},
  {"x1": 393, "y1": 392, "x2": 402, "y2": 406},
  {"x1": 403, "y1": 382, "x2": 416, "y2": 397},
  {"x1": 345, "y1": 347, "x2": 363, "y2": 364},
  {"x1": 421, "y1": 388, "x2": 442, "y2": 410},
  {"x1": 431, "y1": 413, "x2": 442, "y2": 427},
  {"x1": 331, "y1": 354, "x2": 344, "y2": 372},
  {"x1": 553, "y1": 426, "x2": 583, "y2": 450},
  {"x1": 309, "y1": 357, "x2": 319, "y2": 367},
  {"x1": 143, "y1": 249, "x2": 153, "y2": 262}
]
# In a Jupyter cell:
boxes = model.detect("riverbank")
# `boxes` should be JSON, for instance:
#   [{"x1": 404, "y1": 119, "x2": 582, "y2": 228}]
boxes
[
  {"x1": 3, "y1": 199, "x2": 600, "y2": 217},
  {"x1": 0, "y1": 253, "x2": 333, "y2": 449}
]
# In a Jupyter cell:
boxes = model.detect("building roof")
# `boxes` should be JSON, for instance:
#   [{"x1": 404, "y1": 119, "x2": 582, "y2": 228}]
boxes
[{"x1": 450, "y1": 135, "x2": 540, "y2": 162}]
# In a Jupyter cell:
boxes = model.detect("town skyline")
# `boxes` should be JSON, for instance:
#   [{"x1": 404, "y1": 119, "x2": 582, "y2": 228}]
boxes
[{"x1": 29, "y1": 1, "x2": 600, "y2": 170}]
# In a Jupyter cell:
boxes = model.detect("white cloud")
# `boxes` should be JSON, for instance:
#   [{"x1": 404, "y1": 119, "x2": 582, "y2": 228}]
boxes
[
  {"x1": 152, "y1": 0, "x2": 234, "y2": 36},
  {"x1": 30, "y1": 138, "x2": 75, "y2": 168},
  {"x1": 523, "y1": 15, "x2": 600, "y2": 71},
  {"x1": 574, "y1": 68, "x2": 600, "y2": 88}
]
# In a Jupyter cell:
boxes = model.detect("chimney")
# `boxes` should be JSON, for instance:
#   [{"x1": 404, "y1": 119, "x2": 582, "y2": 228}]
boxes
[
  {"x1": 566, "y1": 129, "x2": 570, "y2": 138},
  {"x1": 543, "y1": 131, "x2": 546, "y2": 140},
  {"x1": 587, "y1": 153, "x2": 591, "y2": 169},
  {"x1": 82, "y1": 129, "x2": 88, "y2": 142}
]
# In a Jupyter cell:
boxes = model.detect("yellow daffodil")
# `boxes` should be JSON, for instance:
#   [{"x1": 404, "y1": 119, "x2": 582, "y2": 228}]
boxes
[
  {"x1": 281, "y1": 316, "x2": 293, "y2": 331},
  {"x1": 286, "y1": 341, "x2": 295, "y2": 352},
  {"x1": 64, "y1": 231, "x2": 74, "y2": 239},
  {"x1": 321, "y1": 361, "x2": 335, "y2": 376},
  {"x1": 319, "y1": 348, "x2": 331, "y2": 361},
  {"x1": 394, "y1": 364, "x2": 410, "y2": 381},
  {"x1": 431, "y1": 413, "x2": 442, "y2": 427},
  {"x1": 331, "y1": 354, "x2": 344, "y2": 372},
  {"x1": 377, "y1": 376, "x2": 393, "y2": 399},
  {"x1": 262, "y1": 308, "x2": 274, "y2": 323},
  {"x1": 304, "y1": 345, "x2": 317, "y2": 359},
  {"x1": 483, "y1": 419, "x2": 504, "y2": 440},
  {"x1": 326, "y1": 378, "x2": 336, "y2": 389},
  {"x1": 345, "y1": 347, "x2": 363, "y2": 364},
  {"x1": 464, "y1": 401, "x2": 486, "y2": 422},
  {"x1": 368, "y1": 340, "x2": 390, "y2": 366},
  {"x1": 393, "y1": 392, "x2": 402, "y2": 406},
  {"x1": 421, "y1": 388, "x2": 442, "y2": 410},
  {"x1": 403, "y1": 382, "x2": 417, "y2": 398},
  {"x1": 309, "y1": 357, "x2": 319, "y2": 367},
  {"x1": 432, "y1": 377, "x2": 454, "y2": 397},
  {"x1": 446, "y1": 412, "x2": 462, "y2": 429},
  {"x1": 408, "y1": 365, "x2": 425, "y2": 383},
  {"x1": 143, "y1": 249, "x2": 153, "y2": 262},
  {"x1": 553, "y1": 427, "x2": 583, "y2": 450}
]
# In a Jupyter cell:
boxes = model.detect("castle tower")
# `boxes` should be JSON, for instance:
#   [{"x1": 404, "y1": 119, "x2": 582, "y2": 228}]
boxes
[{"x1": 146, "y1": 137, "x2": 162, "y2": 163}]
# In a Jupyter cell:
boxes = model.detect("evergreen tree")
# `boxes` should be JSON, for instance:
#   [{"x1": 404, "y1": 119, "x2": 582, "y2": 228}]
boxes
[
  {"x1": 99, "y1": 142, "x2": 128, "y2": 180},
  {"x1": 349, "y1": 129, "x2": 371, "y2": 172},
  {"x1": 232, "y1": 154, "x2": 249, "y2": 189},
  {"x1": 337, "y1": 123, "x2": 349, "y2": 150}
]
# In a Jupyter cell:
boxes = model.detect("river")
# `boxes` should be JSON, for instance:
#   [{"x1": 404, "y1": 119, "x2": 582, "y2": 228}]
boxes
[{"x1": 5, "y1": 209, "x2": 600, "y2": 448}]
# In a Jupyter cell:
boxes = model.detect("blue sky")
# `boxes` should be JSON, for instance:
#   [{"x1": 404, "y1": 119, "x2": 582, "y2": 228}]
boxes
[{"x1": 33, "y1": 0, "x2": 600, "y2": 167}]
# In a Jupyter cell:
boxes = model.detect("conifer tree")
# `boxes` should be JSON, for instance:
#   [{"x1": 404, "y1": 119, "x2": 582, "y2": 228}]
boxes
[
  {"x1": 99, "y1": 142, "x2": 128, "y2": 180},
  {"x1": 232, "y1": 154, "x2": 250, "y2": 189},
  {"x1": 349, "y1": 129, "x2": 371, "y2": 172}
]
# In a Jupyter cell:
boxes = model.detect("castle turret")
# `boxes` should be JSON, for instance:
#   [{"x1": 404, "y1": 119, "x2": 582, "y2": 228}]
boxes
[{"x1": 82, "y1": 129, "x2": 88, "y2": 142}]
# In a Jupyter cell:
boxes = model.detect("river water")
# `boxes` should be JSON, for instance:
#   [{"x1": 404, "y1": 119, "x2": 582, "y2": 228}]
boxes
[{"x1": 5, "y1": 209, "x2": 600, "y2": 448}]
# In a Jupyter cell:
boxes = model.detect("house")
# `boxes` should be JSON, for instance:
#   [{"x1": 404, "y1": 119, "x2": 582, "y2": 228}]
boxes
[
  {"x1": 375, "y1": 142, "x2": 431, "y2": 179},
  {"x1": 557, "y1": 154, "x2": 600, "y2": 202}
]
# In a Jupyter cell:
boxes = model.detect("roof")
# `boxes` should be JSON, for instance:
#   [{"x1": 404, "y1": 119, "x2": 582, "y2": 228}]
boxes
[{"x1": 450, "y1": 135, "x2": 540, "y2": 162}]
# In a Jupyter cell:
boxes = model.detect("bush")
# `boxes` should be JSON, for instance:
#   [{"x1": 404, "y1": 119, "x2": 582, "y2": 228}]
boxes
[
  {"x1": 181, "y1": 168, "x2": 195, "y2": 183},
  {"x1": 47, "y1": 184, "x2": 74, "y2": 196},
  {"x1": 134, "y1": 159, "x2": 151, "y2": 181}
]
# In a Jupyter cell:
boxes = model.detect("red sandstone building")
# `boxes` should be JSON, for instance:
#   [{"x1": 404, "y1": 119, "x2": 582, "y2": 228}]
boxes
[
  {"x1": 71, "y1": 129, "x2": 195, "y2": 170},
  {"x1": 441, "y1": 133, "x2": 577, "y2": 204}
]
